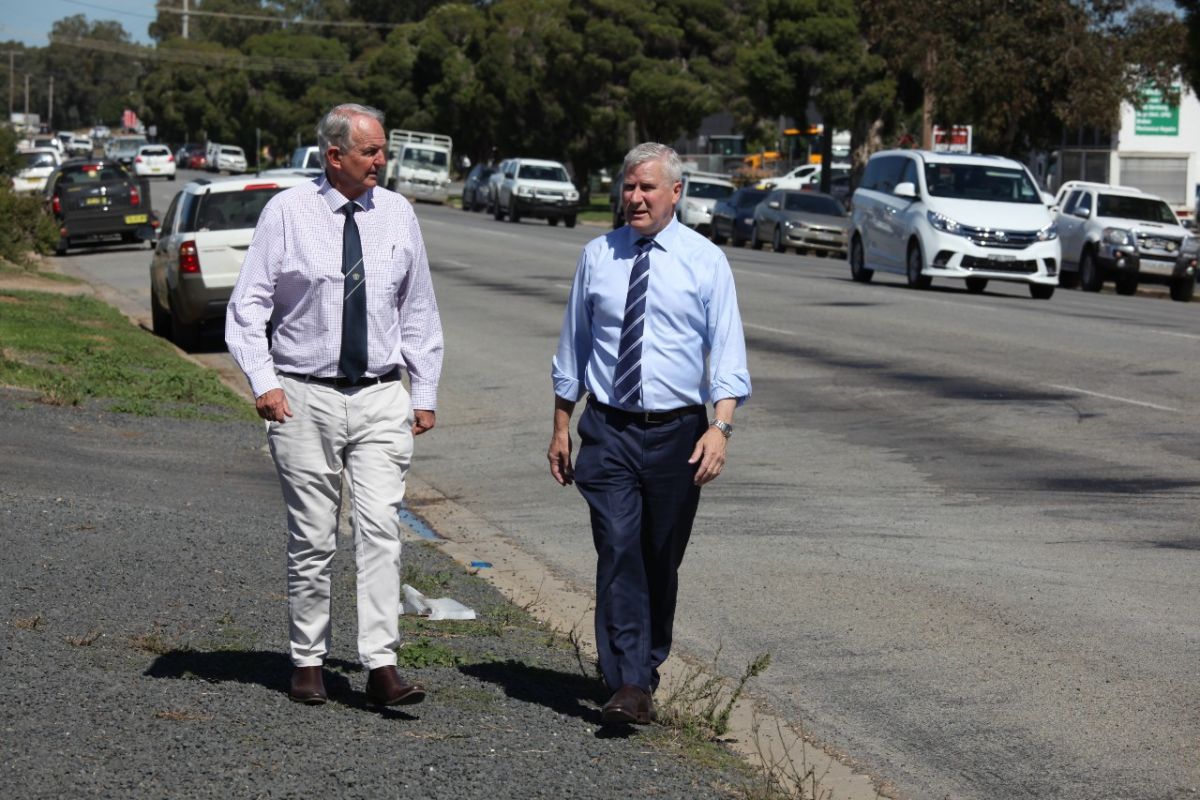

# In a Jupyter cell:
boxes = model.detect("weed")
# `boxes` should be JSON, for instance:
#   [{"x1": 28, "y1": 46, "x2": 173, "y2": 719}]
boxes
[
  {"x1": 401, "y1": 566, "x2": 456, "y2": 598},
  {"x1": 737, "y1": 716, "x2": 877, "y2": 800},
  {"x1": 396, "y1": 636, "x2": 459, "y2": 668},
  {"x1": 657, "y1": 649, "x2": 771, "y2": 738},
  {"x1": 65, "y1": 629, "x2": 102, "y2": 646},
  {"x1": 12, "y1": 614, "x2": 43, "y2": 631},
  {"x1": 128, "y1": 629, "x2": 177, "y2": 655}
]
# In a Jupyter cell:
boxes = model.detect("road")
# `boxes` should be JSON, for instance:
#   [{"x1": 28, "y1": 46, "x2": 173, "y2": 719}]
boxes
[{"x1": 56, "y1": 168, "x2": 1200, "y2": 800}]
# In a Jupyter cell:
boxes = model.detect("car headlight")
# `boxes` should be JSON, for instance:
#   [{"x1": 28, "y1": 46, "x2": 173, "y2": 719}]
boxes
[
  {"x1": 1037, "y1": 223, "x2": 1058, "y2": 241},
  {"x1": 566, "y1": 190, "x2": 579, "y2": 202},
  {"x1": 927, "y1": 211, "x2": 964, "y2": 235},
  {"x1": 517, "y1": 185, "x2": 533, "y2": 197},
  {"x1": 687, "y1": 201, "x2": 704, "y2": 212},
  {"x1": 1102, "y1": 227, "x2": 1132, "y2": 246}
]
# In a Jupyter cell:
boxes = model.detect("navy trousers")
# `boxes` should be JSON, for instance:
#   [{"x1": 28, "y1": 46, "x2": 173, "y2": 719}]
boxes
[{"x1": 574, "y1": 400, "x2": 706, "y2": 693}]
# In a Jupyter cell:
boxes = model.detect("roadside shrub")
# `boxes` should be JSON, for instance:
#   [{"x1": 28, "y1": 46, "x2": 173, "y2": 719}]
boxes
[{"x1": 0, "y1": 186, "x2": 59, "y2": 267}]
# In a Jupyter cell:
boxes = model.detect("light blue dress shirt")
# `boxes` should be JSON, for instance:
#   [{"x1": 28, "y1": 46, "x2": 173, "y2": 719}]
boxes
[{"x1": 552, "y1": 217, "x2": 751, "y2": 411}]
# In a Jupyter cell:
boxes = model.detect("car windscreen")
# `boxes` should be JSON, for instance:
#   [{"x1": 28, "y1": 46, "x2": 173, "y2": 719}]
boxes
[
  {"x1": 1097, "y1": 194, "x2": 1177, "y2": 224},
  {"x1": 402, "y1": 147, "x2": 448, "y2": 169},
  {"x1": 923, "y1": 163, "x2": 1042, "y2": 203},
  {"x1": 687, "y1": 181, "x2": 734, "y2": 200},
  {"x1": 517, "y1": 165, "x2": 569, "y2": 182},
  {"x1": 182, "y1": 187, "x2": 287, "y2": 233},
  {"x1": 20, "y1": 152, "x2": 57, "y2": 169},
  {"x1": 141, "y1": 147, "x2": 170, "y2": 157},
  {"x1": 220, "y1": 147, "x2": 244, "y2": 157},
  {"x1": 783, "y1": 193, "x2": 845, "y2": 216},
  {"x1": 58, "y1": 165, "x2": 131, "y2": 185},
  {"x1": 736, "y1": 189, "x2": 769, "y2": 209}
]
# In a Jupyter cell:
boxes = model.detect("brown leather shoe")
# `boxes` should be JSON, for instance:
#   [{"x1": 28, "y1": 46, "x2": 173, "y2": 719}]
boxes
[
  {"x1": 366, "y1": 665, "x2": 425, "y2": 706},
  {"x1": 289, "y1": 666, "x2": 327, "y2": 705},
  {"x1": 601, "y1": 684, "x2": 654, "y2": 725}
]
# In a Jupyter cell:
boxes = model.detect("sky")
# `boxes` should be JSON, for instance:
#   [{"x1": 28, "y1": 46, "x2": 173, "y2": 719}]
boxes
[{"x1": 1, "y1": 0, "x2": 156, "y2": 47}]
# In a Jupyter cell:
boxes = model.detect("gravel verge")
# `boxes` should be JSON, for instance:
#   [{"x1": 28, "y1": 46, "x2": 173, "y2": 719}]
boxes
[{"x1": 0, "y1": 389, "x2": 746, "y2": 799}]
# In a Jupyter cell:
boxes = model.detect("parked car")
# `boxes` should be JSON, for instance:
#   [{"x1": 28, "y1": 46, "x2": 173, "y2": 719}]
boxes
[
  {"x1": 11, "y1": 148, "x2": 62, "y2": 194},
  {"x1": 759, "y1": 163, "x2": 820, "y2": 190},
  {"x1": 175, "y1": 142, "x2": 207, "y2": 169},
  {"x1": 677, "y1": 171, "x2": 735, "y2": 232},
  {"x1": 848, "y1": 150, "x2": 1060, "y2": 299},
  {"x1": 148, "y1": 173, "x2": 313, "y2": 348},
  {"x1": 1053, "y1": 182, "x2": 1192, "y2": 301},
  {"x1": 460, "y1": 163, "x2": 496, "y2": 212},
  {"x1": 752, "y1": 190, "x2": 849, "y2": 257},
  {"x1": 711, "y1": 187, "x2": 769, "y2": 247},
  {"x1": 105, "y1": 135, "x2": 148, "y2": 167},
  {"x1": 133, "y1": 144, "x2": 177, "y2": 180},
  {"x1": 289, "y1": 145, "x2": 321, "y2": 170},
  {"x1": 33, "y1": 135, "x2": 65, "y2": 158},
  {"x1": 206, "y1": 142, "x2": 247, "y2": 174},
  {"x1": 493, "y1": 158, "x2": 579, "y2": 226},
  {"x1": 1173, "y1": 235, "x2": 1198, "y2": 302},
  {"x1": 68, "y1": 135, "x2": 93, "y2": 157},
  {"x1": 610, "y1": 165, "x2": 626, "y2": 229},
  {"x1": 486, "y1": 158, "x2": 515, "y2": 214},
  {"x1": 42, "y1": 158, "x2": 156, "y2": 256}
]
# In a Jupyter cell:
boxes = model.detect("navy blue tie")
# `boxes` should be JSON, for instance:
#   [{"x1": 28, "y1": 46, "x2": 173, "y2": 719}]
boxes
[
  {"x1": 339, "y1": 203, "x2": 368, "y2": 383},
  {"x1": 612, "y1": 237, "x2": 654, "y2": 407}
]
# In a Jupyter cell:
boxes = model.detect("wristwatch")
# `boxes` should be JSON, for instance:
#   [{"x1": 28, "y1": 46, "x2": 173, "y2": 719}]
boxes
[{"x1": 709, "y1": 419, "x2": 733, "y2": 439}]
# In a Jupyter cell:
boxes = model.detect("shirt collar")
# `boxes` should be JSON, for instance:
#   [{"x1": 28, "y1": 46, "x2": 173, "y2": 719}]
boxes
[
  {"x1": 627, "y1": 215, "x2": 681, "y2": 253},
  {"x1": 317, "y1": 175, "x2": 376, "y2": 214}
]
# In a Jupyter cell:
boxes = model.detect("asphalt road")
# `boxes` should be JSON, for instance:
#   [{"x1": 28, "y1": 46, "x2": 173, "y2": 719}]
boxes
[{"x1": 56, "y1": 169, "x2": 1200, "y2": 799}]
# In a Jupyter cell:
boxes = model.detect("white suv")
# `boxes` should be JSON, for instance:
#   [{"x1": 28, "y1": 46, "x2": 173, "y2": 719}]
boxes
[
  {"x1": 493, "y1": 158, "x2": 579, "y2": 227},
  {"x1": 849, "y1": 150, "x2": 1060, "y2": 299},
  {"x1": 149, "y1": 172, "x2": 313, "y2": 349},
  {"x1": 677, "y1": 172, "x2": 735, "y2": 232},
  {"x1": 1053, "y1": 182, "x2": 1192, "y2": 301}
]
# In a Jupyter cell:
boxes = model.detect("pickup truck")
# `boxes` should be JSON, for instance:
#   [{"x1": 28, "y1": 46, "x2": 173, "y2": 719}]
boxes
[{"x1": 384, "y1": 129, "x2": 452, "y2": 203}]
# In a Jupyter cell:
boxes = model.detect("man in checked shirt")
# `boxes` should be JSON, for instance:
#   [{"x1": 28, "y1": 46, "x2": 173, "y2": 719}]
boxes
[{"x1": 226, "y1": 103, "x2": 443, "y2": 707}]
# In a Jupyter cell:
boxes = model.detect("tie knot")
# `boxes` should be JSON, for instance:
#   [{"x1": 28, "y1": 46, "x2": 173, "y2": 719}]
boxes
[
  {"x1": 343, "y1": 202, "x2": 357, "y2": 218},
  {"x1": 636, "y1": 237, "x2": 654, "y2": 254}
]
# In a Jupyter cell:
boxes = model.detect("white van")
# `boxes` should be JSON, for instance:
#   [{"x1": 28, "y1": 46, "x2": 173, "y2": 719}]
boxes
[
  {"x1": 677, "y1": 171, "x2": 735, "y2": 233},
  {"x1": 848, "y1": 150, "x2": 1060, "y2": 299}
]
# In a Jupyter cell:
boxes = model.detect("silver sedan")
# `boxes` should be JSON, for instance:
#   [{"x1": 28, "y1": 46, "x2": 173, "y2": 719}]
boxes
[{"x1": 752, "y1": 189, "x2": 850, "y2": 257}]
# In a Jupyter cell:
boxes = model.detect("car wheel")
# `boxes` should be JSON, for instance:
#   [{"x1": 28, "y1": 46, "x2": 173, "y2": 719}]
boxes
[
  {"x1": 906, "y1": 242, "x2": 931, "y2": 289},
  {"x1": 711, "y1": 223, "x2": 727, "y2": 245},
  {"x1": 54, "y1": 239, "x2": 68, "y2": 256},
  {"x1": 565, "y1": 215, "x2": 577, "y2": 229},
  {"x1": 151, "y1": 291, "x2": 171, "y2": 338},
  {"x1": 1114, "y1": 273, "x2": 1138, "y2": 295},
  {"x1": 1029, "y1": 284, "x2": 1055, "y2": 300},
  {"x1": 772, "y1": 226, "x2": 786, "y2": 253},
  {"x1": 169, "y1": 174, "x2": 176, "y2": 182},
  {"x1": 547, "y1": 217, "x2": 558, "y2": 226},
  {"x1": 170, "y1": 307, "x2": 200, "y2": 351},
  {"x1": 731, "y1": 229, "x2": 746, "y2": 248},
  {"x1": 1079, "y1": 249, "x2": 1102, "y2": 292},
  {"x1": 508, "y1": 197, "x2": 520, "y2": 223},
  {"x1": 1169, "y1": 274, "x2": 1195, "y2": 302},
  {"x1": 849, "y1": 236, "x2": 873, "y2": 283},
  {"x1": 493, "y1": 198, "x2": 504, "y2": 220},
  {"x1": 461, "y1": 191, "x2": 470, "y2": 212},
  {"x1": 965, "y1": 277, "x2": 988, "y2": 294},
  {"x1": 751, "y1": 225, "x2": 763, "y2": 250}
]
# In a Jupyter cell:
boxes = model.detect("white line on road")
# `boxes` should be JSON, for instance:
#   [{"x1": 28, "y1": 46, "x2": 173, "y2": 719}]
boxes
[
  {"x1": 1148, "y1": 329, "x2": 1200, "y2": 341},
  {"x1": 1046, "y1": 384, "x2": 1179, "y2": 413},
  {"x1": 744, "y1": 321, "x2": 798, "y2": 336}
]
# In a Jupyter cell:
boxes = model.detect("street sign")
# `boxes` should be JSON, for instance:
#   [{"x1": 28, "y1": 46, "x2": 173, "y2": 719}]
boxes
[
  {"x1": 1134, "y1": 85, "x2": 1180, "y2": 136},
  {"x1": 932, "y1": 125, "x2": 972, "y2": 153}
]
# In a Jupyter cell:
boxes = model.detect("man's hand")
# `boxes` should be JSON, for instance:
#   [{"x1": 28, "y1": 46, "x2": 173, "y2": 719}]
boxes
[
  {"x1": 256, "y1": 388, "x2": 292, "y2": 423},
  {"x1": 548, "y1": 429, "x2": 575, "y2": 486},
  {"x1": 688, "y1": 427, "x2": 728, "y2": 486},
  {"x1": 413, "y1": 409, "x2": 436, "y2": 436}
]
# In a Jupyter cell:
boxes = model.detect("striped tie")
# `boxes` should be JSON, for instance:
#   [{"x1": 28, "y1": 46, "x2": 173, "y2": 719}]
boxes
[
  {"x1": 612, "y1": 237, "x2": 654, "y2": 407},
  {"x1": 339, "y1": 202, "x2": 368, "y2": 383}
]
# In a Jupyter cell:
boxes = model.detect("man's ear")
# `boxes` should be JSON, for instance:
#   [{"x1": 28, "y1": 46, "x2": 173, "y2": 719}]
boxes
[{"x1": 325, "y1": 145, "x2": 342, "y2": 170}]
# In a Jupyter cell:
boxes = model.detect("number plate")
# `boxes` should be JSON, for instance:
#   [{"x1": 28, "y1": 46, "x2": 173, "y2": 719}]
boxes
[
  {"x1": 124, "y1": 214, "x2": 148, "y2": 224},
  {"x1": 85, "y1": 197, "x2": 106, "y2": 206}
]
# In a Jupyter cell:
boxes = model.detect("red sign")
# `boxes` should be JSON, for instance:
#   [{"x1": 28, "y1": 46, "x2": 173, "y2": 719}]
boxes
[{"x1": 932, "y1": 125, "x2": 972, "y2": 153}]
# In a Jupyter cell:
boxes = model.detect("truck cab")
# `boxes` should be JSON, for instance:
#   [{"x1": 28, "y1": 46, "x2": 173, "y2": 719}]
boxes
[{"x1": 384, "y1": 130, "x2": 453, "y2": 204}]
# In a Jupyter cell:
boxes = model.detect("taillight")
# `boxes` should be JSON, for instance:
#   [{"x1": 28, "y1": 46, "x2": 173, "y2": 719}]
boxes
[
  {"x1": 179, "y1": 240, "x2": 200, "y2": 274},
  {"x1": 52, "y1": 194, "x2": 61, "y2": 214},
  {"x1": 130, "y1": 184, "x2": 140, "y2": 207},
  {"x1": 168, "y1": 154, "x2": 175, "y2": 162},
  {"x1": 135, "y1": 156, "x2": 143, "y2": 163}
]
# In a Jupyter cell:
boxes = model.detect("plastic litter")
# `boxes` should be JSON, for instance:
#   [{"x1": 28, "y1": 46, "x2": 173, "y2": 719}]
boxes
[
  {"x1": 401, "y1": 583, "x2": 476, "y2": 621},
  {"x1": 469, "y1": 561, "x2": 492, "y2": 569}
]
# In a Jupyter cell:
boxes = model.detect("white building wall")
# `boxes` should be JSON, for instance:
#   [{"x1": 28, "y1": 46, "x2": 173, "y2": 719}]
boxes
[{"x1": 1111, "y1": 84, "x2": 1200, "y2": 219}]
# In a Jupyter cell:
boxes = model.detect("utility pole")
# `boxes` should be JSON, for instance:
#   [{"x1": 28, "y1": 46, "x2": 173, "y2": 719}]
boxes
[
  {"x1": 23, "y1": 73, "x2": 29, "y2": 123},
  {"x1": 6, "y1": 51, "x2": 14, "y2": 121},
  {"x1": 182, "y1": 0, "x2": 189, "y2": 40},
  {"x1": 47, "y1": 75, "x2": 54, "y2": 131}
]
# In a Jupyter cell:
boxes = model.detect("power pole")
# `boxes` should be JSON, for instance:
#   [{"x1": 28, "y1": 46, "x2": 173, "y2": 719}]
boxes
[
  {"x1": 182, "y1": 0, "x2": 189, "y2": 40},
  {"x1": 6, "y1": 51, "x2": 14, "y2": 121},
  {"x1": 23, "y1": 73, "x2": 29, "y2": 123},
  {"x1": 47, "y1": 75, "x2": 54, "y2": 131}
]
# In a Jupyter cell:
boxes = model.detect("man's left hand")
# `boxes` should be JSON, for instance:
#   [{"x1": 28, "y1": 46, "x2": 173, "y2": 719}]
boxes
[
  {"x1": 688, "y1": 427, "x2": 727, "y2": 486},
  {"x1": 413, "y1": 409, "x2": 436, "y2": 436}
]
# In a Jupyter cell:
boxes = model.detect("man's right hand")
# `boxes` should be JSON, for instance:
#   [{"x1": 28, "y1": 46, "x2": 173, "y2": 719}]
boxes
[
  {"x1": 547, "y1": 430, "x2": 574, "y2": 486},
  {"x1": 256, "y1": 388, "x2": 292, "y2": 423}
]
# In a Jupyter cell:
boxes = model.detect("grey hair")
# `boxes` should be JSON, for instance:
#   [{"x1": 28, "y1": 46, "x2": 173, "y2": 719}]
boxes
[
  {"x1": 316, "y1": 103, "x2": 385, "y2": 168},
  {"x1": 622, "y1": 142, "x2": 682, "y2": 185}
]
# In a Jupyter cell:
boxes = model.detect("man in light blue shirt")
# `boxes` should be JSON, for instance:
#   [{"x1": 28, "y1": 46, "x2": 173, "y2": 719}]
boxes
[{"x1": 548, "y1": 142, "x2": 751, "y2": 725}]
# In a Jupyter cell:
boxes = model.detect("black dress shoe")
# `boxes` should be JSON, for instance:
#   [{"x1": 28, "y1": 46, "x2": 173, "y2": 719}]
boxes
[
  {"x1": 366, "y1": 666, "x2": 426, "y2": 706},
  {"x1": 601, "y1": 684, "x2": 654, "y2": 725},
  {"x1": 289, "y1": 666, "x2": 327, "y2": 705}
]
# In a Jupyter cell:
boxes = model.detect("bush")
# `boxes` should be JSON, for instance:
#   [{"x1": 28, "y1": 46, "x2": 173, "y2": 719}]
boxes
[{"x1": 0, "y1": 187, "x2": 59, "y2": 267}]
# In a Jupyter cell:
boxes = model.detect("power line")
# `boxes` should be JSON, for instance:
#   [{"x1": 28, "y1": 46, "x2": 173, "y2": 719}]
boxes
[
  {"x1": 155, "y1": 3, "x2": 402, "y2": 30},
  {"x1": 63, "y1": 0, "x2": 159, "y2": 20}
]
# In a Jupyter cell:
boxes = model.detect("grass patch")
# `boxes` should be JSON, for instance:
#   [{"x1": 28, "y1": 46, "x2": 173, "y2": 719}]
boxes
[
  {"x1": 576, "y1": 199, "x2": 612, "y2": 226},
  {"x1": 396, "y1": 636, "x2": 460, "y2": 668},
  {"x1": 0, "y1": 290, "x2": 253, "y2": 420},
  {"x1": 12, "y1": 614, "x2": 44, "y2": 631},
  {"x1": 65, "y1": 629, "x2": 102, "y2": 647},
  {"x1": 657, "y1": 650, "x2": 771, "y2": 739}
]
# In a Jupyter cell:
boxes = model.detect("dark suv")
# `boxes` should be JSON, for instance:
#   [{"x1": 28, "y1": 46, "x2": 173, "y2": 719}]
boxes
[{"x1": 43, "y1": 159, "x2": 156, "y2": 255}]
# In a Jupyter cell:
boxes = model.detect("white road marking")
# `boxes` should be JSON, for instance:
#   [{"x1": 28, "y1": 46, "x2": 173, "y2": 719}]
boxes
[
  {"x1": 1046, "y1": 384, "x2": 1179, "y2": 413},
  {"x1": 1148, "y1": 329, "x2": 1200, "y2": 341},
  {"x1": 745, "y1": 322, "x2": 798, "y2": 336}
]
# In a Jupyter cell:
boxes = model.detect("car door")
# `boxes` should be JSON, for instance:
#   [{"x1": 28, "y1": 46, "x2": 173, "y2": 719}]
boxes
[
  {"x1": 1055, "y1": 190, "x2": 1084, "y2": 268},
  {"x1": 151, "y1": 191, "x2": 182, "y2": 308},
  {"x1": 884, "y1": 157, "x2": 922, "y2": 267}
]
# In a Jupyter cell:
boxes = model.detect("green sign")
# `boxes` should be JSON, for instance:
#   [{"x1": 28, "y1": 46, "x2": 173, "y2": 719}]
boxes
[{"x1": 1135, "y1": 86, "x2": 1180, "y2": 136}]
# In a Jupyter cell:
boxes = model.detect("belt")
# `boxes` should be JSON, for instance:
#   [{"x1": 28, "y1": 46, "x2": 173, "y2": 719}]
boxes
[
  {"x1": 589, "y1": 398, "x2": 705, "y2": 425},
  {"x1": 280, "y1": 368, "x2": 401, "y2": 389}
]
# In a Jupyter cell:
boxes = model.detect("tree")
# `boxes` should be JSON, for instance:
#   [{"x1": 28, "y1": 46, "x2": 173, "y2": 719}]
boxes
[
  {"x1": 38, "y1": 16, "x2": 142, "y2": 131},
  {"x1": 1182, "y1": 0, "x2": 1200, "y2": 93}
]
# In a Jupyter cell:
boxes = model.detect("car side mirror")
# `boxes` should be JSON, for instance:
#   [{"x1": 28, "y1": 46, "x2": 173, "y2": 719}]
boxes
[
  {"x1": 894, "y1": 182, "x2": 917, "y2": 199},
  {"x1": 1073, "y1": 207, "x2": 1091, "y2": 219},
  {"x1": 767, "y1": 200, "x2": 780, "y2": 210}
]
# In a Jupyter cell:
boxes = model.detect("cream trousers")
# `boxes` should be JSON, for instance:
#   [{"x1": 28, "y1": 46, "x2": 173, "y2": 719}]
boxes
[{"x1": 268, "y1": 374, "x2": 413, "y2": 669}]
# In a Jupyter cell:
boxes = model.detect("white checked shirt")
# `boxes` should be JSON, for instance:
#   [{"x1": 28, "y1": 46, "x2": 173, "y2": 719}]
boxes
[{"x1": 226, "y1": 176, "x2": 444, "y2": 408}]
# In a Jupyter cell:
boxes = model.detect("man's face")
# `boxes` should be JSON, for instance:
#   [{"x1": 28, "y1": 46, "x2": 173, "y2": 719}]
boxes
[
  {"x1": 326, "y1": 115, "x2": 386, "y2": 199},
  {"x1": 623, "y1": 159, "x2": 681, "y2": 237}
]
